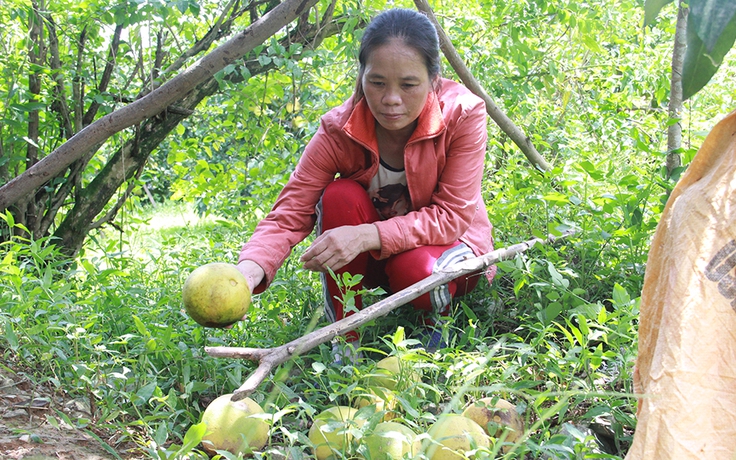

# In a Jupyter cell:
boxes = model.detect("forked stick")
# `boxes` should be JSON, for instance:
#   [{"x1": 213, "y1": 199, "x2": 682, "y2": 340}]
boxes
[{"x1": 206, "y1": 231, "x2": 573, "y2": 400}]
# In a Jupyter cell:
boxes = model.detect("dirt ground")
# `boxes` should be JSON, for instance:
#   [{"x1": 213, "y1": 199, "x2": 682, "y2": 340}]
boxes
[{"x1": 0, "y1": 367, "x2": 131, "y2": 460}]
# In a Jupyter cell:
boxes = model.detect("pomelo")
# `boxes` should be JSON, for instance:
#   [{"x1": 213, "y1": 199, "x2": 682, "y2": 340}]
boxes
[
  {"x1": 362, "y1": 421, "x2": 420, "y2": 459},
  {"x1": 182, "y1": 262, "x2": 251, "y2": 327},
  {"x1": 424, "y1": 414, "x2": 491, "y2": 460},
  {"x1": 200, "y1": 393, "x2": 269, "y2": 456},
  {"x1": 461, "y1": 397, "x2": 524, "y2": 452},
  {"x1": 308, "y1": 406, "x2": 364, "y2": 460},
  {"x1": 368, "y1": 356, "x2": 421, "y2": 391},
  {"x1": 352, "y1": 386, "x2": 398, "y2": 421}
]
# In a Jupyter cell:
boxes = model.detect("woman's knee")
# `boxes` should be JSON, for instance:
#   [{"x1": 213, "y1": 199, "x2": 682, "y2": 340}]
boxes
[{"x1": 322, "y1": 179, "x2": 366, "y2": 206}]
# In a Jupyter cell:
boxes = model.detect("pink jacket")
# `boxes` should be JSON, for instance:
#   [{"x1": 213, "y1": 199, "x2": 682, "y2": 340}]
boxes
[{"x1": 240, "y1": 78, "x2": 494, "y2": 293}]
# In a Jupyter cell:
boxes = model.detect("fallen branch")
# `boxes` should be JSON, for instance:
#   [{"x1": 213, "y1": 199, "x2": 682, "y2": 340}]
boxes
[
  {"x1": 413, "y1": 0, "x2": 551, "y2": 172},
  {"x1": 206, "y1": 230, "x2": 574, "y2": 400}
]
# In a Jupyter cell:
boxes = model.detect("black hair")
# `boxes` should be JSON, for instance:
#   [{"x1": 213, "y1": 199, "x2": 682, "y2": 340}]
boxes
[{"x1": 354, "y1": 9, "x2": 442, "y2": 102}]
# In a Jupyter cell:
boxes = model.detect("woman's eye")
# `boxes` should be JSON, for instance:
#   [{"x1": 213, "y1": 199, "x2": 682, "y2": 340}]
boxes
[
  {"x1": 370, "y1": 81, "x2": 384, "y2": 87},
  {"x1": 402, "y1": 84, "x2": 417, "y2": 89}
]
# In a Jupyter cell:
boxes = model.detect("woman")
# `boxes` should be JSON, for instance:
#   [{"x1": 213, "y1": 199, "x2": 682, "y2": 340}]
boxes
[{"x1": 236, "y1": 8, "x2": 495, "y2": 357}]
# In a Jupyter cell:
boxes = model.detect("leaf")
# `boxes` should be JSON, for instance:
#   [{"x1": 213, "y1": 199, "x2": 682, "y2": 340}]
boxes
[
  {"x1": 612, "y1": 283, "x2": 631, "y2": 307},
  {"x1": 644, "y1": 0, "x2": 675, "y2": 27},
  {"x1": 4, "y1": 321, "x2": 18, "y2": 350},
  {"x1": 689, "y1": 0, "x2": 736, "y2": 53},
  {"x1": 180, "y1": 422, "x2": 207, "y2": 452},
  {"x1": 682, "y1": 3, "x2": 736, "y2": 99}
]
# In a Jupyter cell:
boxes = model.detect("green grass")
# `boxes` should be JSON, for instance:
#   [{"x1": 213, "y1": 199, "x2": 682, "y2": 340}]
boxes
[{"x1": 0, "y1": 188, "x2": 643, "y2": 458}]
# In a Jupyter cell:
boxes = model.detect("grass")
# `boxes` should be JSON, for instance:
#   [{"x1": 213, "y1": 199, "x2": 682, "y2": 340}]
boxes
[{"x1": 0, "y1": 188, "x2": 643, "y2": 458}]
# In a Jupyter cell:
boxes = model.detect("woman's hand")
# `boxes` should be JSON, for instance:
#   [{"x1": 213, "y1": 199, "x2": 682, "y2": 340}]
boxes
[
  {"x1": 236, "y1": 259, "x2": 265, "y2": 293},
  {"x1": 300, "y1": 224, "x2": 380, "y2": 272}
]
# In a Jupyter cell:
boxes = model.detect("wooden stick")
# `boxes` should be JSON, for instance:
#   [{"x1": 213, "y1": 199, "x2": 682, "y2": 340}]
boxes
[
  {"x1": 206, "y1": 231, "x2": 573, "y2": 400},
  {"x1": 413, "y1": 0, "x2": 551, "y2": 172}
]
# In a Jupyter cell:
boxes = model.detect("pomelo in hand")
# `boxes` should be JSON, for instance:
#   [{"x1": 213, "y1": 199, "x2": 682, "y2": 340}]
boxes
[
  {"x1": 362, "y1": 421, "x2": 420, "y2": 459},
  {"x1": 182, "y1": 262, "x2": 251, "y2": 327},
  {"x1": 461, "y1": 397, "x2": 524, "y2": 452},
  {"x1": 308, "y1": 406, "x2": 364, "y2": 460},
  {"x1": 424, "y1": 414, "x2": 491, "y2": 460},
  {"x1": 200, "y1": 393, "x2": 269, "y2": 456}
]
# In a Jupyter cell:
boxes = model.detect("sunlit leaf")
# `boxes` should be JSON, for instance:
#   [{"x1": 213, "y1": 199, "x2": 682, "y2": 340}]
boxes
[{"x1": 644, "y1": 0, "x2": 674, "y2": 27}]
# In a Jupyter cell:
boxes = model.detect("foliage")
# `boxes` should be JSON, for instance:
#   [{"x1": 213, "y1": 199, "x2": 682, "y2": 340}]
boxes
[
  {"x1": 1, "y1": 0, "x2": 735, "y2": 458},
  {"x1": 645, "y1": 0, "x2": 736, "y2": 99}
]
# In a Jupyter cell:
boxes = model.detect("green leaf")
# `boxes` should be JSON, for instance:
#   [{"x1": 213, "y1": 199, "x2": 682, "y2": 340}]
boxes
[
  {"x1": 683, "y1": 3, "x2": 736, "y2": 99},
  {"x1": 689, "y1": 0, "x2": 736, "y2": 53},
  {"x1": 180, "y1": 422, "x2": 207, "y2": 452},
  {"x1": 612, "y1": 283, "x2": 631, "y2": 307},
  {"x1": 4, "y1": 321, "x2": 18, "y2": 350},
  {"x1": 644, "y1": 0, "x2": 674, "y2": 27}
]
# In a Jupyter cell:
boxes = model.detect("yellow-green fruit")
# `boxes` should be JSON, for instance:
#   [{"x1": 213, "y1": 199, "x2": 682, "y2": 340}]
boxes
[
  {"x1": 308, "y1": 406, "x2": 365, "y2": 460},
  {"x1": 368, "y1": 356, "x2": 421, "y2": 391},
  {"x1": 424, "y1": 414, "x2": 491, "y2": 460},
  {"x1": 200, "y1": 393, "x2": 269, "y2": 456},
  {"x1": 461, "y1": 397, "x2": 524, "y2": 452},
  {"x1": 353, "y1": 386, "x2": 398, "y2": 421},
  {"x1": 182, "y1": 262, "x2": 251, "y2": 328},
  {"x1": 362, "y1": 421, "x2": 420, "y2": 459}
]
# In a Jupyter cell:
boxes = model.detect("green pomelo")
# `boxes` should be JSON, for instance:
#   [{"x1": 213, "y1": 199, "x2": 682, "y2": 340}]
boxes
[
  {"x1": 425, "y1": 414, "x2": 491, "y2": 460},
  {"x1": 367, "y1": 356, "x2": 421, "y2": 391},
  {"x1": 182, "y1": 262, "x2": 251, "y2": 328},
  {"x1": 352, "y1": 386, "x2": 398, "y2": 421},
  {"x1": 200, "y1": 393, "x2": 269, "y2": 456},
  {"x1": 308, "y1": 406, "x2": 364, "y2": 460},
  {"x1": 362, "y1": 421, "x2": 420, "y2": 459}
]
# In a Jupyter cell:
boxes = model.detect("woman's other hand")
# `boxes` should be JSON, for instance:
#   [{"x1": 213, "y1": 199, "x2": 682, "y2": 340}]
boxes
[
  {"x1": 301, "y1": 224, "x2": 380, "y2": 272},
  {"x1": 236, "y1": 260, "x2": 265, "y2": 293}
]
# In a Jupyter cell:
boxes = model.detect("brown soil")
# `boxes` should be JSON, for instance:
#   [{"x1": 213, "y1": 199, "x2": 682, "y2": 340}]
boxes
[{"x1": 0, "y1": 367, "x2": 135, "y2": 460}]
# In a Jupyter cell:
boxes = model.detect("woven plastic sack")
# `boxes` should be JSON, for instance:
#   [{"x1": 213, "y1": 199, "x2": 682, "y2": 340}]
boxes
[{"x1": 626, "y1": 109, "x2": 736, "y2": 459}]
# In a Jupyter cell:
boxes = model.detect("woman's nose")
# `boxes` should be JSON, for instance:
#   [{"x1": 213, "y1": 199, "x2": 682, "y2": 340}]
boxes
[{"x1": 382, "y1": 87, "x2": 401, "y2": 105}]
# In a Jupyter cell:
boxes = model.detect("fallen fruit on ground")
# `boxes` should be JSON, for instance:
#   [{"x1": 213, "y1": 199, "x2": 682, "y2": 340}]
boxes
[
  {"x1": 182, "y1": 262, "x2": 251, "y2": 327},
  {"x1": 308, "y1": 406, "x2": 365, "y2": 460},
  {"x1": 200, "y1": 393, "x2": 269, "y2": 456},
  {"x1": 352, "y1": 386, "x2": 398, "y2": 421},
  {"x1": 368, "y1": 355, "x2": 421, "y2": 390},
  {"x1": 362, "y1": 421, "x2": 421, "y2": 459},
  {"x1": 461, "y1": 397, "x2": 524, "y2": 452},
  {"x1": 424, "y1": 414, "x2": 491, "y2": 460}
]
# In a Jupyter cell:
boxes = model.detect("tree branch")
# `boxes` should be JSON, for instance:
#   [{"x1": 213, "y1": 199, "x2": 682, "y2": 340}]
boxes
[
  {"x1": 413, "y1": 0, "x2": 551, "y2": 172},
  {"x1": 82, "y1": 23, "x2": 123, "y2": 126},
  {"x1": 667, "y1": 2, "x2": 688, "y2": 177},
  {"x1": 73, "y1": 26, "x2": 88, "y2": 133},
  {"x1": 45, "y1": 15, "x2": 74, "y2": 141},
  {"x1": 208, "y1": 231, "x2": 574, "y2": 400},
  {"x1": 0, "y1": 0, "x2": 320, "y2": 213}
]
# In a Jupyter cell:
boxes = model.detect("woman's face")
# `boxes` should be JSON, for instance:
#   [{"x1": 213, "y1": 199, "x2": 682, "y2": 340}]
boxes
[{"x1": 361, "y1": 39, "x2": 434, "y2": 135}]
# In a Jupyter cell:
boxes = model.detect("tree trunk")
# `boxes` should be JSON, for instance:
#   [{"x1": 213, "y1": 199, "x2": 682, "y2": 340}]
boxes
[
  {"x1": 667, "y1": 2, "x2": 688, "y2": 177},
  {"x1": 0, "y1": 0, "x2": 320, "y2": 214},
  {"x1": 53, "y1": 10, "x2": 342, "y2": 256}
]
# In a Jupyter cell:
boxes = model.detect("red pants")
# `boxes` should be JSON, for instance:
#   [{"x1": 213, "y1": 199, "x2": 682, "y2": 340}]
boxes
[{"x1": 319, "y1": 179, "x2": 481, "y2": 340}]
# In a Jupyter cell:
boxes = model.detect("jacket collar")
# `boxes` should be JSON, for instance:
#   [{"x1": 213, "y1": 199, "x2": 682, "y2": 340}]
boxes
[{"x1": 343, "y1": 90, "x2": 446, "y2": 152}]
